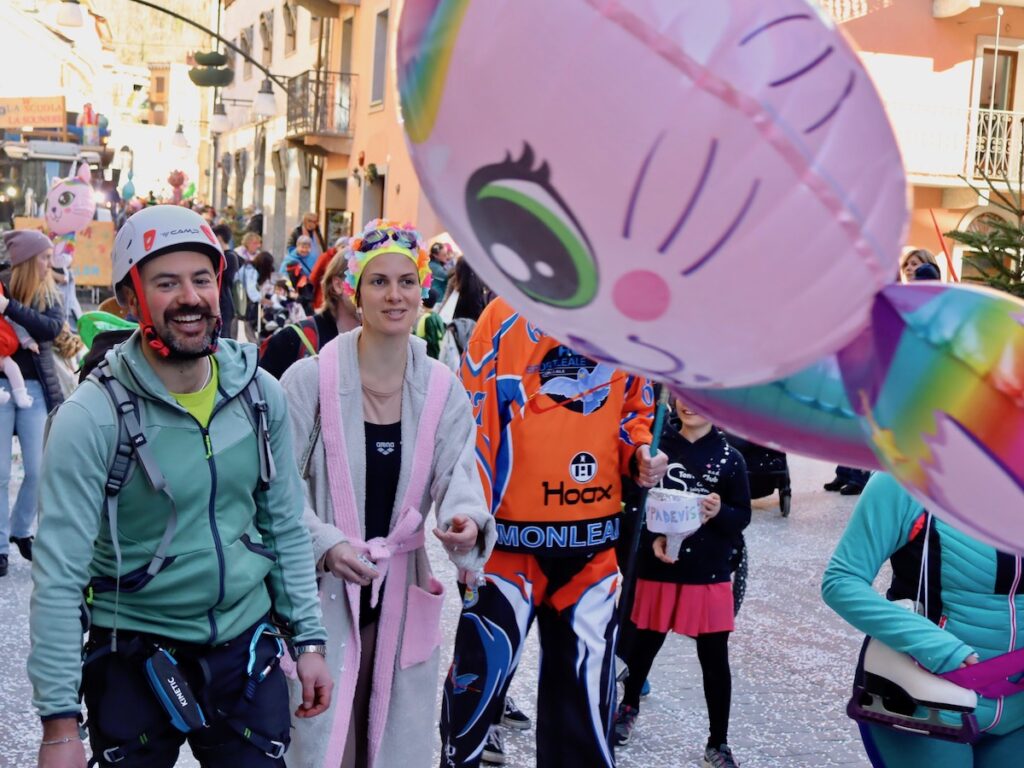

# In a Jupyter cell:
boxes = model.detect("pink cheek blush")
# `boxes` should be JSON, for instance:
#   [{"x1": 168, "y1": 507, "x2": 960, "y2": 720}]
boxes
[{"x1": 613, "y1": 270, "x2": 671, "y2": 321}]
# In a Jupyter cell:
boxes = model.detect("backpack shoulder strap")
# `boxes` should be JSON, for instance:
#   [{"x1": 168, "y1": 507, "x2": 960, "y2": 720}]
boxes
[
  {"x1": 240, "y1": 372, "x2": 277, "y2": 490},
  {"x1": 88, "y1": 361, "x2": 179, "y2": 650},
  {"x1": 89, "y1": 362, "x2": 177, "y2": 570}
]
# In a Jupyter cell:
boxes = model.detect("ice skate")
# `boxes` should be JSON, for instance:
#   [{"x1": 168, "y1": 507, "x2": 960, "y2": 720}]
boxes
[{"x1": 847, "y1": 637, "x2": 979, "y2": 743}]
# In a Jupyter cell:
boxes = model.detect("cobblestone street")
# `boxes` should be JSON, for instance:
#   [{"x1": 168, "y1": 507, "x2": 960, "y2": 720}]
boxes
[{"x1": 1, "y1": 453, "x2": 875, "y2": 767}]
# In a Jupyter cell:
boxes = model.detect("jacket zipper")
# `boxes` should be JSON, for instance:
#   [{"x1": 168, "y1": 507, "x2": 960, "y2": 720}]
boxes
[
  {"x1": 123, "y1": 360, "x2": 260, "y2": 645},
  {"x1": 986, "y1": 555, "x2": 1022, "y2": 732},
  {"x1": 191, "y1": 385, "x2": 244, "y2": 644},
  {"x1": 200, "y1": 422, "x2": 224, "y2": 644}
]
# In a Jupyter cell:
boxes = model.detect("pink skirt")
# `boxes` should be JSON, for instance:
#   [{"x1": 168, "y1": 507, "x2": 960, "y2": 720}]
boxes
[{"x1": 631, "y1": 579, "x2": 734, "y2": 636}]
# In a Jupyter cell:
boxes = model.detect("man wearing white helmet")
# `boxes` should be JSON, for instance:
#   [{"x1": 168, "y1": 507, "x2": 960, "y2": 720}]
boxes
[{"x1": 28, "y1": 205, "x2": 332, "y2": 768}]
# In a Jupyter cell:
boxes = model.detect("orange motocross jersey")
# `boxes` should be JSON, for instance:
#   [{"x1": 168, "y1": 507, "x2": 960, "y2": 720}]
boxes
[{"x1": 460, "y1": 298, "x2": 654, "y2": 556}]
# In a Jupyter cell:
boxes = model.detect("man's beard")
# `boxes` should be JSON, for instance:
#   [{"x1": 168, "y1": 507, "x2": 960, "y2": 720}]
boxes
[{"x1": 156, "y1": 308, "x2": 220, "y2": 360}]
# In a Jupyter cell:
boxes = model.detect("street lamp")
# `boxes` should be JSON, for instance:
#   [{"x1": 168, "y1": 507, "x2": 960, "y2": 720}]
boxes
[
  {"x1": 116, "y1": 145, "x2": 134, "y2": 174},
  {"x1": 214, "y1": 87, "x2": 277, "y2": 130},
  {"x1": 210, "y1": 102, "x2": 229, "y2": 135},
  {"x1": 56, "y1": 0, "x2": 84, "y2": 27},
  {"x1": 172, "y1": 124, "x2": 189, "y2": 149},
  {"x1": 253, "y1": 80, "x2": 277, "y2": 119}
]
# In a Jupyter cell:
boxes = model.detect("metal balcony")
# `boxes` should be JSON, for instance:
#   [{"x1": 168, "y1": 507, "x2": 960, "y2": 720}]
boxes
[
  {"x1": 972, "y1": 108, "x2": 1024, "y2": 179},
  {"x1": 883, "y1": 102, "x2": 1024, "y2": 185},
  {"x1": 286, "y1": 70, "x2": 356, "y2": 156}
]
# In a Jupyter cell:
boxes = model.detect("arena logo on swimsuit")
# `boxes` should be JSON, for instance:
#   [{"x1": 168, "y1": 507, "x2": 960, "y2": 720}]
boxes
[{"x1": 495, "y1": 518, "x2": 619, "y2": 549}]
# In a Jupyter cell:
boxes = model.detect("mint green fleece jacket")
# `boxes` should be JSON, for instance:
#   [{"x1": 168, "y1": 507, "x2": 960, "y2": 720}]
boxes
[
  {"x1": 822, "y1": 473, "x2": 1024, "y2": 735},
  {"x1": 28, "y1": 333, "x2": 325, "y2": 719}
]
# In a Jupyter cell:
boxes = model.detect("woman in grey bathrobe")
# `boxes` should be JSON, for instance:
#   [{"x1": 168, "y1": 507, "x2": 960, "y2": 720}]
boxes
[{"x1": 281, "y1": 221, "x2": 496, "y2": 768}]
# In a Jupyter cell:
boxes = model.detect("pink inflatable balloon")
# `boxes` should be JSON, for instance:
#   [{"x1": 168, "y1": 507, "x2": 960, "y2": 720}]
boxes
[
  {"x1": 398, "y1": 0, "x2": 907, "y2": 387},
  {"x1": 45, "y1": 163, "x2": 96, "y2": 270},
  {"x1": 839, "y1": 283, "x2": 1024, "y2": 554}
]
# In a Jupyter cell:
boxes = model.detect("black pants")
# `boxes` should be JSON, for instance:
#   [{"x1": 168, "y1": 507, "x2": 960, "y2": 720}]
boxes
[
  {"x1": 621, "y1": 627, "x2": 732, "y2": 748},
  {"x1": 835, "y1": 465, "x2": 871, "y2": 487},
  {"x1": 440, "y1": 550, "x2": 619, "y2": 768},
  {"x1": 82, "y1": 619, "x2": 290, "y2": 768}
]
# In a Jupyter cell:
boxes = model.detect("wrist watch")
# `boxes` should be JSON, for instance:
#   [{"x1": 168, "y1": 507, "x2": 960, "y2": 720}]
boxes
[{"x1": 294, "y1": 642, "x2": 327, "y2": 657}]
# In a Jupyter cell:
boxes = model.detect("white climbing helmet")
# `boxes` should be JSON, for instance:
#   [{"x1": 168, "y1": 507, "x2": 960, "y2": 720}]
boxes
[{"x1": 112, "y1": 205, "x2": 225, "y2": 306}]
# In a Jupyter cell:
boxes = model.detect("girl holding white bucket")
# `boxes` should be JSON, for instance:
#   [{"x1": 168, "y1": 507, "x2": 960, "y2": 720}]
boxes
[{"x1": 614, "y1": 400, "x2": 751, "y2": 768}]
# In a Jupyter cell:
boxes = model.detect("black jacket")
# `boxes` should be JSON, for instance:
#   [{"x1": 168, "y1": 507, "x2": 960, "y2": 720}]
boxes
[
  {"x1": 1, "y1": 277, "x2": 66, "y2": 411},
  {"x1": 258, "y1": 311, "x2": 338, "y2": 380},
  {"x1": 636, "y1": 427, "x2": 751, "y2": 585},
  {"x1": 220, "y1": 248, "x2": 239, "y2": 322}
]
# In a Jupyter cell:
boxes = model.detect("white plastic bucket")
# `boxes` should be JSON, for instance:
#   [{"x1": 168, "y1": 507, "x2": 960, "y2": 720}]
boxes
[{"x1": 646, "y1": 488, "x2": 703, "y2": 535}]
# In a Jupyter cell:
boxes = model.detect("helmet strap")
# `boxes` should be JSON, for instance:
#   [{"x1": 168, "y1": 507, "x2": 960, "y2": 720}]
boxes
[
  {"x1": 128, "y1": 266, "x2": 223, "y2": 358},
  {"x1": 129, "y1": 268, "x2": 171, "y2": 358}
]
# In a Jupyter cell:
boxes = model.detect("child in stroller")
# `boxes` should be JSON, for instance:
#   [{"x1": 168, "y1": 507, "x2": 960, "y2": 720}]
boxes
[{"x1": 259, "y1": 278, "x2": 305, "y2": 340}]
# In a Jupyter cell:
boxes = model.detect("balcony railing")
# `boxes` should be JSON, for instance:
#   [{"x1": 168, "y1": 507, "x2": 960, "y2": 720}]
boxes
[
  {"x1": 884, "y1": 102, "x2": 1024, "y2": 183},
  {"x1": 286, "y1": 70, "x2": 356, "y2": 138},
  {"x1": 973, "y1": 109, "x2": 1024, "y2": 179}
]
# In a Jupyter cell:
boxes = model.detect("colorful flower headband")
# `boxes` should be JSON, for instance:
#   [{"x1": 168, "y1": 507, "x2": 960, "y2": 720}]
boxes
[{"x1": 342, "y1": 218, "x2": 433, "y2": 299}]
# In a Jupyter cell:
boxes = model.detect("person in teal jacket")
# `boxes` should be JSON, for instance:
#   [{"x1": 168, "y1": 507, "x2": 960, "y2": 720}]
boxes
[
  {"x1": 28, "y1": 205, "x2": 332, "y2": 768},
  {"x1": 822, "y1": 473, "x2": 1024, "y2": 767}
]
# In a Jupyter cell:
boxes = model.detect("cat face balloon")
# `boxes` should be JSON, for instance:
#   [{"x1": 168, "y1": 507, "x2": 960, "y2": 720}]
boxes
[
  {"x1": 397, "y1": 0, "x2": 907, "y2": 387},
  {"x1": 45, "y1": 163, "x2": 96, "y2": 238}
]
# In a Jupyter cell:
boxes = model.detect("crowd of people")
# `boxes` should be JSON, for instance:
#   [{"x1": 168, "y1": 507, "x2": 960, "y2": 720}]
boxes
[
  {"x1": 3, "y1": 194, "x2": 1018, "y2": 768},
  {"x1": 10, "y1": 206, "x2": 663, "y2": 768}
]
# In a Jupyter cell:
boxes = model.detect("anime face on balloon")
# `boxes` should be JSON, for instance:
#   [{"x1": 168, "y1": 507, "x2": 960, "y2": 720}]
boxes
[
  {"x1": 398, "y1": 0, "x2": 907, "y2": 388},
  {"x1": 45, "y1": 163, "x2": 96, "y2": 270},
  {"x1": 45, "y1": 163, "x2": 95, "y2": 238}
]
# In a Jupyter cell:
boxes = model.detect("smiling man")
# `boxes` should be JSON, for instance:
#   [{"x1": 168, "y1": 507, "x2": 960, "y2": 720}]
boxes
[{"x1": 28, "y1": 206, "x2": 331, "y2": 768}]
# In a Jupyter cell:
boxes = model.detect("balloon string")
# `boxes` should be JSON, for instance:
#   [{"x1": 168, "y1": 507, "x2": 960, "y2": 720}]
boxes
[{"x1": 617, "y1": 384, "x2": 670, "y2": 629}]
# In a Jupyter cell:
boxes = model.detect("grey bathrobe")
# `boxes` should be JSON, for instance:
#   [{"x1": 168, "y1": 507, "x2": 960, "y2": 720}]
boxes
[{"x1": 281, "y1": 329, "x2": 495, "y2": 768}]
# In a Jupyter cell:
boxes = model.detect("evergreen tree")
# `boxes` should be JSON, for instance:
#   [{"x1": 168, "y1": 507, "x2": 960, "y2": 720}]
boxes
[{"x1": 945, "y1": 163, "x2": 1024, "y2": 298}]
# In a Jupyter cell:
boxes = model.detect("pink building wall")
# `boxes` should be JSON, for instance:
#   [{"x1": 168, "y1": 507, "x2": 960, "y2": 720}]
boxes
[{"x1": 838, "y1": 1, "x2": 1024, "y2": 276}]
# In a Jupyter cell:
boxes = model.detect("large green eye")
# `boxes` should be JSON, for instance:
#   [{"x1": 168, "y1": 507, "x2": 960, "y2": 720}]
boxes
[
  {"x1": 466, "y1": 144, "x2": 597, "y2": 308},
  {"x1": 58, "y1": 191, "x2": 74, "y2": 206}
]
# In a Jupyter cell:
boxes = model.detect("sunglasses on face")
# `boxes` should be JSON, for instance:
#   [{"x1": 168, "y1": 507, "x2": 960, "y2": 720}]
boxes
[{"x1": 358, "y1": 229, "x2": 419, "y2": 252}]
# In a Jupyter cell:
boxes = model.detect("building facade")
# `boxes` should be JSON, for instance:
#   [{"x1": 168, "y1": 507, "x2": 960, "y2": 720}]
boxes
[
  {"x1": 832, "y1": 0, "x2": 1024, "y2": 279},
  {"x1": 314, "y1": 0, "x2": 443, "y2": 244},
  {"x1": 1, "y1": 0, "x2": 120, "y2": 221},
  {"x1": 216, "y1": 0, "x2": 332, "y2": 257}
]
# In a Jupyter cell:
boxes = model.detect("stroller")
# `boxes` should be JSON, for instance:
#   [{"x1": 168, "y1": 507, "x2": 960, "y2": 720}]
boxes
[{"x1": 722, "y1": 432, "x2": 792, "y2": 517}]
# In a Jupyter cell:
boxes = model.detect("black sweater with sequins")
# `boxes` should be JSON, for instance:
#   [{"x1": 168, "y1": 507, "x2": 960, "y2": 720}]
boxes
[{"x1": 636, "y1": 427, "x2": 751, "y2": 585}]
